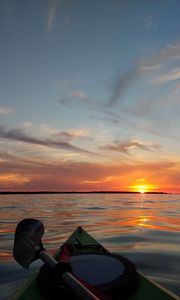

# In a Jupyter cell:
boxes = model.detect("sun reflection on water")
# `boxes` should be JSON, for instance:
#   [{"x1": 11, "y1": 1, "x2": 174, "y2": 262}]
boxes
[{"x1": 0, "y1": 193, "x2": 180, "y2": 260}]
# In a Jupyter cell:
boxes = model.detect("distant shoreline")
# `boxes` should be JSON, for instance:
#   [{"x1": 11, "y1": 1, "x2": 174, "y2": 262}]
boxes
[{"x1": 0, "y1": 191, "x2": 170, "y2": 195}]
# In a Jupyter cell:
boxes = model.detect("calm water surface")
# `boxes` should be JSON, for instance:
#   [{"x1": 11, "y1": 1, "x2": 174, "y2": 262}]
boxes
[{"x1": 0, "y1": 193, "x2": 180, "y2": 299}]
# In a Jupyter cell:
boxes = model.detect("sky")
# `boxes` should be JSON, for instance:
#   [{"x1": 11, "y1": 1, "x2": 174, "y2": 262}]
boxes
[{"x1": 0, "y1": 0, "x2": 180, "y2": 193}]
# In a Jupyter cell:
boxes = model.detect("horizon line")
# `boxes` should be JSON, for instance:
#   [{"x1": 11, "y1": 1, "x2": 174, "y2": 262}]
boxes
[{"x1": 0, "y1": 190, "x2": 173, "y2": 195}]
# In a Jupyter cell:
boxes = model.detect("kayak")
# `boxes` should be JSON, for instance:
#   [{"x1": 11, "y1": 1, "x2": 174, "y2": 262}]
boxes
[{"x1": 11, "y1": 225, "x2": 179, "y2": 300}]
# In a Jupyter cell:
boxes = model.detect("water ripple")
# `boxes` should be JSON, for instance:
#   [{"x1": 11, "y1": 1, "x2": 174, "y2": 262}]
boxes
[{"x1": 0, "y1": 193, "x2": 179, "y2": 298}]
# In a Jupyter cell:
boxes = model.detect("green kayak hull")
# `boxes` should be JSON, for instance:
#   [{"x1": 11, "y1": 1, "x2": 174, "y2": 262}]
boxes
[{"x1": 10, "y1": 227, "x2": 179, "y2": 300}]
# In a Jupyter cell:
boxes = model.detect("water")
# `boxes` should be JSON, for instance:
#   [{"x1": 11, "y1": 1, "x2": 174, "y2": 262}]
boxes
[{"x1": 0, "y1": 193, "x2": 180, "y2": 299}]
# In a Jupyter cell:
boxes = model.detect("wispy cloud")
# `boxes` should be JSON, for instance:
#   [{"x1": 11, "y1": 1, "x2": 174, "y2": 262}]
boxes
[
  {"x1": 140, "y1": 64, "x2": 162, "y2": 72},
  {"x1": 0, "y1": 106, "x2": 14, "y2": 115},
  {"x1": 157, "y1": 42, "x2": 180, "y2": 62},
  {"x1": 59, "y1": 90, "x2": 89, "y2": 107},
  {"x1": 58, "y1": 41, "x2": 180, "y2": 144},
  {"x1": 106, "y1": 41, "x2": 180, "y2": 105},
  {"x1": 22, "y1": 122, "x2": 33, "y2": 128},
  {"x1": 70, "y1": 90, "x2": 87, "y2": 99},
  {"x1": 47, "y1": 0, "x2": 63, "y2": 31},
  {"x1": 59, "y1": 97, "x2": 70, "y2": 107},
  {"x1": 0, "y1": 125, "x2": 93, "y2": 154},
  {"x1": 142, "y1": 42, "x2": 180, "y2": 68},
  {"x1": 101, "y1": 139, "x2": 161, "y2": 155},
  {"x1": 108, "y1": 67, "x2": 138, "y2": 105},
  {"x1": 105, "y1": 41, "x2": 180, "y2": 123},
  {"x1": 155, "y1": 68, "x2": 180, "y2": 85},
  {"x1": 106, "y1": 43, "x2": 180, "y2": 106},
  {"x1": 40, "y1": 123, "x2": 91, "y2": 141}
]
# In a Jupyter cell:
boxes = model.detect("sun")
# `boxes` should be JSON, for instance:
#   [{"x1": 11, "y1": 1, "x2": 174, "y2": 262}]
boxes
[
  {"x1": 139, "y1": 187, "x2": 145, "y2": 194},
  {"x1": 136, "y1": 185, "x2": 147, "y2": 193},
  {"x1": 129, "y1": 183, "x2": 156, "y2": 193}
]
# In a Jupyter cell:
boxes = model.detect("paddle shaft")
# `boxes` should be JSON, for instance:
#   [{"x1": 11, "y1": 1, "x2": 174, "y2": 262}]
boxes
[
  {"x1": 39, "y1": 249, "x2": 100, "y2": 300},
  {"x1": 13, "y1": 219, "x2": 109, "y2": 300}
]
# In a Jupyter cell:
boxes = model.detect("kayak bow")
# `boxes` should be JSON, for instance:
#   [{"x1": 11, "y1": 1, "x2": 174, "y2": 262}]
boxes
[{"x1": 12, "y1": 219, "x2": 179, "y2": 300}]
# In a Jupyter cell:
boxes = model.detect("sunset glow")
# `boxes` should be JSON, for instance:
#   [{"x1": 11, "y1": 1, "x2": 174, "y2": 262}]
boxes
[
  {"x1": 129, "y1": 184, "x2": 157, "y2": 194},
  {"x1": 0, "y1": 174, "x2": 31, "y2": 185},
  {"x1": 127, "y1": 176, "x2": 159, "y2": 193},
  {"x1": 139, "y1": 188, "x2": 145, "y2": 194}
]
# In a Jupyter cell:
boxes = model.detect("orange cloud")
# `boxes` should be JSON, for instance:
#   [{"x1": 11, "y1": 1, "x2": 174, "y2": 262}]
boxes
[
  {"x1": 0, "y1": 173, "x2": 31, "y2": 185},
  {"x1": 0, "y1": 154, "x2": 179, "y2": 193}
]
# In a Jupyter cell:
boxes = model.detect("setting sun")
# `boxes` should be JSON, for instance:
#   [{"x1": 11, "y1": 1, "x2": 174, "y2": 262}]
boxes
[
  {"x1": 129, "y1": 183, "x2": 157, "y2": 193},
  {"x1": 139, "y1": 187, "x2": 145, "y2": 194},
  {"x1": 134, "y1": 185, "x2": 148, "y2": 193}
]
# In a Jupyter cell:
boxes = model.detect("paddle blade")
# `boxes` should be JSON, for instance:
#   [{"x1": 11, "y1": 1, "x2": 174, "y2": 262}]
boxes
[{"x1": 13, "y1": 218, "x2": 44, "y2": 269}]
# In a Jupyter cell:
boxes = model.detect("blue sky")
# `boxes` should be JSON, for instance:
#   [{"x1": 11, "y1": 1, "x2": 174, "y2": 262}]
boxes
[{"x1": 0, "y1": 0, "x2": 180, "y2": 192}]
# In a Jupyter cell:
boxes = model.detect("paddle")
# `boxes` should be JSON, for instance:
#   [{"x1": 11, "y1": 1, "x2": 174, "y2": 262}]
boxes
[{"x1": 13, "y1": 218, "x2": 110, "y2": 300}]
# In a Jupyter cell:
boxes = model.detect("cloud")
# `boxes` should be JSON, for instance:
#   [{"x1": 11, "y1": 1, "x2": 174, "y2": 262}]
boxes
[
  {"x1": 157, "y1": 42, "x2": 180, "y2": 62},
  {"x1": 0, "y1": 125, "x2": 93, "y2": 154},
  {"x1": 106, "y1": 42, "x2": 180, "y2": 106},
  {"x1": 0, "y1": 154, "x2": 179, "y2": 192},
  {"x1": 58, "y1": 41, "x2": 180, "y2": 146},
  {"x1": 101, "y1": 139, "x2": 161, "y2": 155},
  {"x1": 142, "y1": 42, "x2": 180, "y2": 69},
  {"x1": 155, "y1": 68, "x2": 180, "y2": 85},
  {"x1": 47, "y1": 0, "x2": 63, "y2": 31},
  {"x1": 58, "y1": 41, "x2": 180, "y2": 110},
  {"x1": 59, "y1": 89, "x2": 88, "y2": 107},
  {"x1": 59, "y1": 97, "x2": 70, "y2": 107},
  {"x1": 103, "y1": 41, "x2": 180, "y2": 136},
  {"x1": 105, "y1": 42, "x2": 180, "y2": 106},
  {"x1": 0, "y1": 173, "x2": 30, "y2": 185},
  {"x1": 22, "y1": 122, "x2": 33, "y2": 128},
  {"x1": 108, "y1": 67, "x2": 139, "y2": 105},
  {"x1": 70, "y1": 90, "x2": 87, "y2": 99},
  {"x1": 140, "y1": 64, "x2": 162, "y2": 72},
  {"x1": 0, "y1": 106, "x2": 14, "y2": 115},
  {"x1": 135, "y1": 42, "x2": 180, "y2": 79},
  {"x1": 41, "y1": 123, "x2": 91, "y2": 141},
  {"x1": 56, "y1": 129, "x2": 90, "y2": 141}
]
